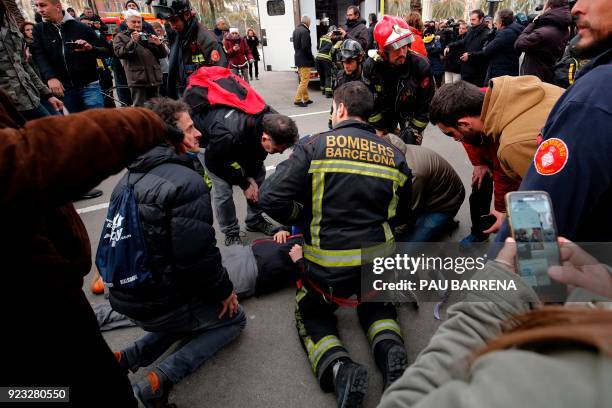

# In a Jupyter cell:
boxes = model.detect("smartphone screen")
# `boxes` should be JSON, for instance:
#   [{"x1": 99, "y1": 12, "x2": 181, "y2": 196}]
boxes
[{"x1": 506, "y1": 191, "x2": 563, "y2": 294}]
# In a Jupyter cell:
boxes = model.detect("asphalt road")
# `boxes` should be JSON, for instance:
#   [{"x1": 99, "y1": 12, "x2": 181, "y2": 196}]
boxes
[{"x1": 77, "y1": 70, "x2": 478, "y2": 408}]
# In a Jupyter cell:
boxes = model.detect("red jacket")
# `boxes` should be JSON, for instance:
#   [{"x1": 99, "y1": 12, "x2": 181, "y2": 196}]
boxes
[
  {"x1": 409, "y1": 27, "x2": 427, "y2": 57},
  {"x1": 224, "y1": 36, "x2": 253, "y2": 67},
  {"x1": 462, "y1": 141, "x2": 520, "y2": 212}
]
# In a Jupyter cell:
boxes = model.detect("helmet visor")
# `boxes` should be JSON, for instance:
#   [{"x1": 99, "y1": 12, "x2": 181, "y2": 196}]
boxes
[{"x1": 384, "y1": 34, "x2": 412, "y2": 52}]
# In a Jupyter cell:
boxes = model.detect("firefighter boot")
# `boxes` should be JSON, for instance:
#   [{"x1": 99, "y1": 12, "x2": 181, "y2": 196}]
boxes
[
  {"x1": 375, "y1": 340, "x2": 408, "y2": 391},
  {"x1": 334, "y1": 360, "x2": 369, "y2": 408}
]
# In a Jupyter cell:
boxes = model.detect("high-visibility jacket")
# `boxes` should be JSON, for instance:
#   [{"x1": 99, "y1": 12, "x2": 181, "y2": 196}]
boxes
[
  {"x1": 259, "y1": 119, "x2": 412, "y2": 287},
  {"x1": 316, "y1": 33, "x2": 334, "y2": 62},
  {"x1": 362, "y1": 50, "x2": 435, "y2": 135}
]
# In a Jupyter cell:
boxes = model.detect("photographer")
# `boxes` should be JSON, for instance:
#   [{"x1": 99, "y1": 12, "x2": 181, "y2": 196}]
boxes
[{"x1": 113, "y1": 9, "x2": 167, "y2": 106}]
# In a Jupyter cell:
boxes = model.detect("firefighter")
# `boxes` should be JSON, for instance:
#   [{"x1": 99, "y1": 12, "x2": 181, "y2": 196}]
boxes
[
  {"x1": 362, "y1": 15, "x2": 435, "y2": 145},
  {"x1": 316, "y1": 26, "x2": 342, "y2": 98},
  {"x1": 153, "y1": 0, "x2": 227, "y2": 98},
  {"x1": 259, "y1": 81, "x2": 412, "y2": 408},
  {"x1": 328, "y1": 39, "x2": 365, "y2": 128}
]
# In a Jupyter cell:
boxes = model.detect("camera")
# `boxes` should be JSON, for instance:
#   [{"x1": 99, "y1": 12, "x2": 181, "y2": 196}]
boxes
[{"x1": 140, "y1": 33, "x2": 149, "y2": 41}]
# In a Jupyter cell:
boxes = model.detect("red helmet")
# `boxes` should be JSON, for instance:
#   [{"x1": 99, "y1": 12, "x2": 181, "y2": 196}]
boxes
[{"x1": 374, "y1": 15, "x2": 414, "y2": 54}]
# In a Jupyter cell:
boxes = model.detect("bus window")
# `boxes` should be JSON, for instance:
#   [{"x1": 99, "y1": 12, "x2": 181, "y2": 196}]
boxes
[{"x1": 267, "y1": 0, "x2": 285, "y2": 16}]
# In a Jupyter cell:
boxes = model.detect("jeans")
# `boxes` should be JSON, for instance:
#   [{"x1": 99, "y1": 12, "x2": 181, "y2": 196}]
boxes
[
  {"x1": 294, "y1": 66, "x2": 311, "y2": 103},
  {"x1": 208, "y1": 167, "x2": 266, "y2": 236},
  {"x1": 122, "y1": 300, "x2": 246, "y2": 384},
  {"x1": 399, "y1": 211, "x2": 457, "y2": 242},
  {"x1": 63, "y1": 81, "x2": 104, "y2": 113},
  {"x1": 19, "y1": 103, "x2": 51, "y2": 121}
]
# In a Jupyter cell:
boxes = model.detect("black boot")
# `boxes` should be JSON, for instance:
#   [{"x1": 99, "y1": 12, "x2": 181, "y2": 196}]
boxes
[
  {"x1": 334, "y1": 361, "x2": 368, "y2": 408},
  {"x1": 375, "y1": 340, "x2": 408, "y2": 391}
]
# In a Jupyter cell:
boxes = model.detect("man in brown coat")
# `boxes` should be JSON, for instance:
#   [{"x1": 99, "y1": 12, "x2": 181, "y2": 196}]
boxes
[
  {"x1": 113, "y1": 9, "x2": 167, "y2": 106},
  {"x1": 0, "y1": 89, "x2": 167, "y2": 406}
]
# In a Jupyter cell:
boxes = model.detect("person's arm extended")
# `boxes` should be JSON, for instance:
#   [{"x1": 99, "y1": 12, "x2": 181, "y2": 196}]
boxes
[
  {"x1": 379, "y1": 261, "x2": 539, "y2": 408},
  {"x1": 0, "y1": 107, "x2": 165, "y2": 210},
  {"x1": 470, "y1": 33, "x2": 503, "y2": 59},
  {"x1": 84, "y1": 25, "x2": 110, "y2": 57},
  {"x1": 259, "y1": 139, "x2": 312, "y2": 225}
]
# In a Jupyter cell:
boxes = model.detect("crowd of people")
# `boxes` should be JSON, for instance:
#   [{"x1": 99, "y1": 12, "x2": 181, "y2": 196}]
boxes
[{"x1": 1, "y1": 0, "x2": 611, "y2": 407}]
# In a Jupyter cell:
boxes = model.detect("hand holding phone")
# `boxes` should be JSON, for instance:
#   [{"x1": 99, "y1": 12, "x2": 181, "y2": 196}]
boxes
[{"x1": 506, "y1": 191, "x2": 565, "y2": 300}]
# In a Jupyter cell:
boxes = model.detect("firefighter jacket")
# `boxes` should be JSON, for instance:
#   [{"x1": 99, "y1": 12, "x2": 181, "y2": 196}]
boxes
[
  {"x1": 316, "y1": 33, "x2": 335, "y2": 62},
  {"x1": 259, "y1": 119, "x2": 412, "y2": 287},
  {"x1": 167, "y1": 18, "x2": 228, "y2": 99},
  {"x1": 362, "y1": 50, "x2": 435, "y2": 134}
]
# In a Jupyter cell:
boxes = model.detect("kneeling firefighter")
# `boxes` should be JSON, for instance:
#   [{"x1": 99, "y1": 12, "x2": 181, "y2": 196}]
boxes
[{"x1": 259, "y1": 81, "x2": 412, "y2": 408}]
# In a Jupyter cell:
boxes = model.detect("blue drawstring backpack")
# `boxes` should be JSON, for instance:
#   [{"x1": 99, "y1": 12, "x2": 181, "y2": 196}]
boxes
[{"x1": 95, "y1": 173, "x2": 151, "y2": 289}]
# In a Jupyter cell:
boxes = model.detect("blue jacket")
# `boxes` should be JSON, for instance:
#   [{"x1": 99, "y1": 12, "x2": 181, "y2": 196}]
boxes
[
  {"x1": 498, "y1": 48, "x2": 612, "y2": 242},
  {"x1": 423, "y1": 35, "x2": 445, "y2": 75},
  {"x1": 471, "y1": 22, "x2": 523, "y2": 83}
]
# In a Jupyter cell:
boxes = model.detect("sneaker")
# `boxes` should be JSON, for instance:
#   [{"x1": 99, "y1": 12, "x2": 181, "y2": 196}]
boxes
[
  {"x1": 133, "y1": 370, "x2": 173, "y2": 408},
  {"x1": 335, "y1": 361, "x2": 369, "y2": 408},
  {"x1": 246, "y1": 217, "x2": 278, "y2": 236},
  {"x1": 305, "y1": 100, "x2": 314, "y2": 104},
  {"x1": 224, "y1": 233, "x2": 244, "y2": 246},
  {"x1": 381, "y1": 344, "x2": 408, "y2": 390},
  {"x1": 294, "y1": 101, "x2": 308, "y2": 107}
]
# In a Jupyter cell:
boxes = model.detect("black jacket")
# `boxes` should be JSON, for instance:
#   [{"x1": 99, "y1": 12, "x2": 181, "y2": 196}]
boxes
[
  {"x1": 293, "y1": 23, "x2": 315, "y2": 67},
  {"x1": 443, "y1": 31, "x2": 463, "y2": 73},
  {"x1": 344, "y1": 19, "x2": 369, "y2": 51},
  {"x1": 199, "y1": 106, "x2": 273, "y2": 189},
  {"x1": 31, "y1": 15, "x2": 109, "y2": 89},
  {"x1": 259, "y1": 120, "x2": 412, "y2": 287},
  {"x1": 246, "y1": 35, "x2": 260, "y2": 60},
  {"x1": 362, "y1": 51, "x2": 435, "y2": 134},
  {"x1": 167, "y1": 19, "x2": 228, "y2": 99},
  {"x1": 471, "y1": 22, "x2": 523, "y2": 82},
  {"x1": 109, "y1": 144, "x2": 233, "y2": 321},
  {"x1": 448, "y1": 23, "x2": 490, "y2": 85},
  {"x1": 515, "y1": 6, "x2": 571, "y2": 84}
]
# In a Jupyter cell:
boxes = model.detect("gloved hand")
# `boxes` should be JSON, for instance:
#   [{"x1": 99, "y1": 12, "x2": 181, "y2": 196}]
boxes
[{"x1": 399, "y1": 126, "x2": 423, "y2": 145}]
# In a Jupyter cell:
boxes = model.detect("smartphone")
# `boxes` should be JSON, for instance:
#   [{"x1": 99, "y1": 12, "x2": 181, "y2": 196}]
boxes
[{"x1": 506, "y1": 191, "x2": 565, "y2": 298}]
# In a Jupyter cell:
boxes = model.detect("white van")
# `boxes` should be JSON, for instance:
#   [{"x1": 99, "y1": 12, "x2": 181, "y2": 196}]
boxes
[{"x1": 257, "y1": 0, "x2": 380, "y2": 72}]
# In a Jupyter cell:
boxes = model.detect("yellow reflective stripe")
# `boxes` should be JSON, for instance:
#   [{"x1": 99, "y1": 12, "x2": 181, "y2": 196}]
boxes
[
  {"x1": 367, "y1": 319, "x2": 401, "y2": 343},
  {"x1": 308, "y1": 335, "x2": 344, "y2": 372},
  {"x1": 410, "y1": 118, "x2": 428, "y2": 129},
  {"x1": 569, "y1": 61, "x2": 575, "y2": 85},
  {"x1": 309, "y1": 159, "x2": 408, "y2": 185},
  {"x1": 382, "y1": 222, "x2": 393, "y2": 242},
  {"x1": 369, "y1": 112, "x2": 383, "y2": 123},
  {"x1": 316, "y1": 53, "x2": 333, "y2": 61},
  {"x1": 203, "y1": 171, "x2": 212, "y2": 189},
  {"x1": 388, "y1": 180, "x2": 399, "y2": 219},
  {"x1": 374, "y1": 85, "x2": 383, "y2": 92},
  {"x1": 304, "y1": 240, "x2": 395, "y2": 267},
  {"x1": 310, "y1": 172, "x2": 325, "y2": 247},
  {"x1": 230, "y1": 162, "x2": 241, "y2": 170}
]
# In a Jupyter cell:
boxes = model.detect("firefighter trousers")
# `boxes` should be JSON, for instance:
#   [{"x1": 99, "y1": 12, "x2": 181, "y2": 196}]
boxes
[
  {"x1": 295, "y1": 280, "x2": 404, "y2": 392},
  {"x1": 316, "y1": 59, "x2": 333, "y2": 97}
]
